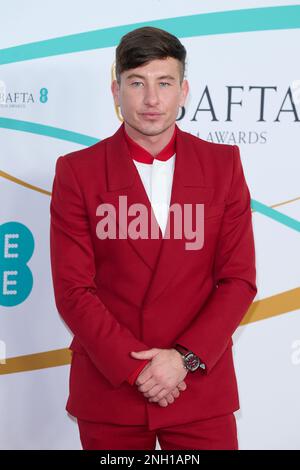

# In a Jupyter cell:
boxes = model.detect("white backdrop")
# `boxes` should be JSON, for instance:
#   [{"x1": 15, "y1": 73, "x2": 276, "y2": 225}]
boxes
[{"x1": 0, "y1": 0, "x2": 299, "y2": 449}]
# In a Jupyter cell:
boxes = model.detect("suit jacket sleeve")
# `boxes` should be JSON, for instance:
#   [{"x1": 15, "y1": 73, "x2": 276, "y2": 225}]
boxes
[
  {"x1": 127, "y1": 359, "x2": 151, "y2": 385},
  {"x1": 174, "y1": 145, "x2": 257, "y2": 374},
  {"x1": 50, "y1": 155, "x2": 152, "y2": 389}
]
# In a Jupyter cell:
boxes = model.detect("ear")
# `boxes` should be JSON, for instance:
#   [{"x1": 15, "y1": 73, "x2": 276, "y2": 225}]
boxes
[
  {"x1": 179, "y1": 79, "x2": 189, "y2": 107},
  {"x1": 111, "y1": 79, "x2": 120, "y2": 107}
]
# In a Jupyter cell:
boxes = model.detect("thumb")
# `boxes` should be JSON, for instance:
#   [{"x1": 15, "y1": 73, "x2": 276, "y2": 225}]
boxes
[{"x1": 131, "y1": 348, "x2": 158, "y2": 359}]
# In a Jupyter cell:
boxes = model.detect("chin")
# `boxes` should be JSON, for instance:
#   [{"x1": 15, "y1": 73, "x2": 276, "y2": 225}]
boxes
[{"x1": 138, "y1": 121, "x2": 172, "y2": 136}]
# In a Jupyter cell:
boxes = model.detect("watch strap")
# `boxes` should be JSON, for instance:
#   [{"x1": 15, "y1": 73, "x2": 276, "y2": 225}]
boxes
[{"x1": 174, "y1": 343, "x2": 206, "y2": 371}]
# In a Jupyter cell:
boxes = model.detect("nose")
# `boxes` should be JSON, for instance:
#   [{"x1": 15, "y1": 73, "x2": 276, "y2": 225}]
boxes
[{"x1": 143, "y1": 84, "x2": 159, "y2": 107}]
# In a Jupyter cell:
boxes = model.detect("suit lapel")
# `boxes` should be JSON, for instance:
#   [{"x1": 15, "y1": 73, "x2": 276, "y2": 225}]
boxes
[
  {"x1": 99, "y1": 123, "x2": 163, "y2": 271},
  {"x1": 98, "y1": 123, "x2": 214, "y2": 307}
]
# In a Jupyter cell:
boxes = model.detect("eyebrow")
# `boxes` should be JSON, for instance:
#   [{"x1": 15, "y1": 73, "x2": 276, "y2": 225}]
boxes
[{"x1": 125, "y1": 73, "x2": 176, "y2": 81}]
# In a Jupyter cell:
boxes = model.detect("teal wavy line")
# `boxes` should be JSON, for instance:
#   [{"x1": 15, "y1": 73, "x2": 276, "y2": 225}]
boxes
[
  {"x1": 0, "y1": 117, "x2": 98, "y2": 146},
  {"x1": 0, "y1": 6, "x2": 299, "y2": 65},
  {"x1": 251, "y1": 200, "x2": 300, "y2": 233},
  {"x1": 1, "y1": 117, "x2": 299, "y2": 233}
]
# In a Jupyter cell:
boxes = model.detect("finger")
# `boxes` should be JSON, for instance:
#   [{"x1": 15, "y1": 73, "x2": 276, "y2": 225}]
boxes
[
  {"x1": 151, "y1": 388, "x2": 178, "y2": 404},
  {"x1": 165, "y1": 393, "x2": 175, "y2": 404},
  {"x1": 144, "y1": 384, "x2": 163, "y2": 398},
  {"x1": 177, "y1": 381, "x2": 187, "y2": 391},
  {"x1": 157, "y1": 398, "x2": 169, "y2": 407},
  {"x1": 138, "y1": 378, "x2": 156, "y2": 394},
  {"x1": 171, "y1": 388, "x2": 180, "y2": 398},
  {"x1": 148, "y1": 382, "x2": 186, "y2": 402},
  {"x1": 149, "y1": 388, "x2": 168, "y2": 402}
]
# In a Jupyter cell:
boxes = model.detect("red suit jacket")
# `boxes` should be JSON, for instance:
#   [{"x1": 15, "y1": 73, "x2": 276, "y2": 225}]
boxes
[{"x1": 50, "y1": 122, "x2": 257, "y2": 431}]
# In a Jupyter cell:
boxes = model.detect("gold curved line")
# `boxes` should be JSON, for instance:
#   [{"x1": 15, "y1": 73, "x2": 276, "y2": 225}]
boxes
[
  {"x1": 0, "y1": 287, "x2": 299, "y2": 375},
  {"x1": 0, "y1": 348, "x2": 71, "y2": 375},
  {"x1": 111, "y1": 61, "x2": 123, "y2": 122},
  {"x1": 0, "y1": 170, "x2": 51, "y2": 196},
  {"x1": 250, "y1": 195, "x2": 300, "y2": 212},
  {"x1": 270, "y1": 195, "x2": 300, "y2": 209},
  {"x1": 240, "y1": 286, "x2": 300, "y2": 325},
  {"x1": 1, "y1": 167, "x2": 300, "y2": 212}
]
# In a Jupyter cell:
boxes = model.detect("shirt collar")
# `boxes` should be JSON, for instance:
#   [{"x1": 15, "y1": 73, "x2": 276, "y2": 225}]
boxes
[{"x1": 123, "y1": 123, "x2": 177, "y2": 164}]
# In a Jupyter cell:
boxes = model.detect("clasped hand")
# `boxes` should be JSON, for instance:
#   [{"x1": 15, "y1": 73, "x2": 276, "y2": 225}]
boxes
[{"x1": 130, "y1": 348, "x2": 188, "y2": 407}]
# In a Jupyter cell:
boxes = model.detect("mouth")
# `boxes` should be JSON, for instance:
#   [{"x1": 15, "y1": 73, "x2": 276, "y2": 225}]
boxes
[{"x1": 140, "y1": 113, "x2": 163, "y2": 119}]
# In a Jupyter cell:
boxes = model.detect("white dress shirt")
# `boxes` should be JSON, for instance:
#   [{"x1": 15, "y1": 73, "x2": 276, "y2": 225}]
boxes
[{"x1": 133, "y1": 154, "x2": 176, "y2": 237}]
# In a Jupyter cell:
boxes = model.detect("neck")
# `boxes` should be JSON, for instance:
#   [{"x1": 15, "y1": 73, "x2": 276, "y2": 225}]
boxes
[{"x1": 124, "y1": 122, "x2": 176, "y2": 156}]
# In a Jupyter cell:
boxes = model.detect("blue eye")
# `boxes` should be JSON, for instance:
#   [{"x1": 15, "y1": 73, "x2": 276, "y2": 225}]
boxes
[{"x1": 130, "y1": 81, "x2": 171, "y2": 87}]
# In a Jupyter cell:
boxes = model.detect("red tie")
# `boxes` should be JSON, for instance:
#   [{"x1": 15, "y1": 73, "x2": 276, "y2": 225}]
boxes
[{"x1": 123, "y1": 123, "x2": 177, "y2": 164}]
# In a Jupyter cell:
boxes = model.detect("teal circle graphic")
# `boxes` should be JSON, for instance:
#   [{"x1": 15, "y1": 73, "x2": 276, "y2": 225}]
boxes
[{"x1": 0, "y1": 222, "x2": 34, "y2": 307}]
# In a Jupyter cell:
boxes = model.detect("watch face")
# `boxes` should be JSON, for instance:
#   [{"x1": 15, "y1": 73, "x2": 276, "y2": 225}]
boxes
[{"x1": 185, "y1": 353, "x2": 200, "y2": 371}]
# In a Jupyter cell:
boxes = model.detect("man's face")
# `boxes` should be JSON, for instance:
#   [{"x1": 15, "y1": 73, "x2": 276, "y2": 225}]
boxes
[{"x1": 111, "y1": 57, "x2": 189, "y2": 136}]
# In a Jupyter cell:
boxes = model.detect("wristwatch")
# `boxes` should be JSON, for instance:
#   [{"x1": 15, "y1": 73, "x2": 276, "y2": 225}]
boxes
[{"x1": 174, "y1": 343, "x2": 206, "y2": 372}]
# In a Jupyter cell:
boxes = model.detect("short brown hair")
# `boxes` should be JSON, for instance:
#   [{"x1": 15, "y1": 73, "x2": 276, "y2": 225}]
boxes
[{"x1": 115, "y1": 26, "x2": 186, "y2": 84}]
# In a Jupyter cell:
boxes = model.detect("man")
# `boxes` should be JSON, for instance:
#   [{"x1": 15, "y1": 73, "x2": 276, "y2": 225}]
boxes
[{"x1": 50, "y1": 26, "x2": 257, "y2": 450}]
